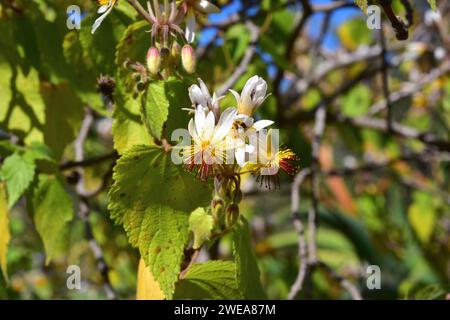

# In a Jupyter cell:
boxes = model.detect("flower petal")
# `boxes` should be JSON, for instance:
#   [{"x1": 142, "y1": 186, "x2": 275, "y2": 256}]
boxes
[
  {"x1": 188, "y1": 118, "x2": 196, "y2": 138},
  {"x1": 212, "y1": 107, "x2": 237, "y2": 142},
  {"x1": 235, "y1": 147, "x2": 246, "y2": 167},
  {"x1": 92, "y1": 3, "x2": 114, "y2": 34},
  {"x1": 196, "y1": 0, "x2": 221, "y2": 14},
  {"x1": 185, "y1": 11, "x2": 196, "y2": 43},
  {"x1": 194, "y1": 105, "x2": 206, "y2": 137},
  {"x1": 203, "y1": 110, "x2": 215, "y2": 141},
  {"x1": 228, "y1": 89, "x2": 241, "y2": 105},
  {"x1": 252, "y1": 120, "x2": 274, "y2": 131}
]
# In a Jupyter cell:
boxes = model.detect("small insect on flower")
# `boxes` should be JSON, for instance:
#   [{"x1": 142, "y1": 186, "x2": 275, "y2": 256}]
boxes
[
  {"x1": 184, "y1": 106, "x2": 238, "y2": 181},
  {"x1": 244, "y1": 129, "x2": 299, "y2": 189},
  {"x1": 230, "y1": 75, "x2": 271, "y2": 117},
  {"x1": 92, "y1": 0, "x2": 118, "y2": 34},
  {"x1": 182, "y1": 0, "x2": 220, "y2": 43}
]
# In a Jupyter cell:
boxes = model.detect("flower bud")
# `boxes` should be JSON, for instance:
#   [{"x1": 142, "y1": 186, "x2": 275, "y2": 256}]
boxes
[
  {"x1": 181, "y1": 44, "x2": 196, "y2": 74},
  {"x1": 171, "y1": 42, "x2": 181, "y2": 62},
  {"x1": 211, "y1": 198, "x2": 224, "y2": 220},
  {"x1": 225, "y1": 203, "x2": 239, "y2": 228},
  {"x1": 146, "y1": 47, "x2": 161, "y2": 75},
  {"x1": 159, "y1": 47, "x2": 171, "y2": 68}
]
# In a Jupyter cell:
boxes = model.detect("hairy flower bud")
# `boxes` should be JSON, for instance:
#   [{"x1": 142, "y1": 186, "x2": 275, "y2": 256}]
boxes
[
  {"x1": 225, "y1": 203, "x2": 239, "y2": 228},
  {"x1": 171, "y1": 42, "x2": 181, "y2": 62},
  {"x1": 159, "y1": 47, "x2": 171, "y2": 68},
  {"x1": 146, "y1": 47, "x2": 161, "y2": 75},
  {"x1": 181, "y1": 44, "x2": 196, "y2": 74}
]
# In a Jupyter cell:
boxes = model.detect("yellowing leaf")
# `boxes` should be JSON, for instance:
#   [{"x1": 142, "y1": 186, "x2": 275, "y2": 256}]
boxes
[
  {"x1": 428, "y1": 0, "x2": 437, "y2": 11},
  {"x1": 136, "y1": 258, "x2": 165, "y2": 300},
  {"x1": 0, "y1": 183, "x2": 10, "y2": 282},
  {"x1": 40, "y1": 82, "x2": 84, "y2": 160},
  {"x1": 354, "y1": 0, "x2": 368, "y2": 14},
  {"x1": 408, "y1": 192, "x2": 437, "y2": 243},
  {"x1": 189, "y1": 208, "x2": 213, "y2": 249}
]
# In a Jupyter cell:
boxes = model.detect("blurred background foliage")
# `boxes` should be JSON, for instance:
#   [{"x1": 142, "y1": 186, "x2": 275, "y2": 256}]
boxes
[{"x1": 0, "y1": 0, "x2": 449, "y2": 299}]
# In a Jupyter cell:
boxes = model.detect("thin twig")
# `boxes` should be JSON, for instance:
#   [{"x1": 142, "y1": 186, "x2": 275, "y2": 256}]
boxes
[
  {"x1": 288, "y1": 168, "x2": 311, "y2": 300},
  {"x1": 74, "y1": 109, "x2": 118, "y2": 300}
]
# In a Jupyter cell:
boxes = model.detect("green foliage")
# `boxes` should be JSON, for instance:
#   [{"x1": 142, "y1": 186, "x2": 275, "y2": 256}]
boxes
[
  {"x1": 354, "y1": 0, "x2": 368, "y2": 14},
  {"x1": 40, "y1": 83, "x2": 84, "y2": 160},
  {"x1": 108, "y1": 145, "x2": 211, "y2": 298},
  {"x1": 141, "y1": 81, "x2": 170, "y2": 140},
  {"x1": 28, "y1": 174, "x2": 74, "y2": 264},
  {"x1": 112, "y1": 84, "x2": 152, "y2": 154},
  {"x1": 0, "y1": 153, "x2": 36, "y2": 209},
  {"x1": 174, "y1": 261, "x2": 243, "y2": 299},
  {"x1": 189, "y1": 208, "x2": 214, "y2": 250},
  {"x1": 428, "y1": 0, "x2": 437, "y2": 11},
  {"x1": 233, "y1": 217, "x2": 266, "y2": 299}
]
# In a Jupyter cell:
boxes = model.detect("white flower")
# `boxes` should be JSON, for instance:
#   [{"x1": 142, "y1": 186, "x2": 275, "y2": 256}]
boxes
[
  {"x1": 184, "y1": 106, "x2": 238, "y2": 180},
  {"x1": 244, "y1": 129, "x2": 298, "y2": 189},
  {"x1": 91, "y1": 0, "x2": 117, "y2": 34},
  {"x1": 231, "y1": 114, "x2": 273, "y2": 167},
  {"x1": 230, "y1": 76, "x2": 270, "y2": 117},
  {"x1": 186, "y1": 78, "x2": 223, "y2": 120},
  {"x1": 184, "y1": 0, "x2": 220, "y2": 43}
]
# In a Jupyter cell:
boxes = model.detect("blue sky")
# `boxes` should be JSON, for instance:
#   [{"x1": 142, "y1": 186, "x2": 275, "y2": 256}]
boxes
[{"x1": 200, "y1": 0, "x2": 363, "y2": 50}]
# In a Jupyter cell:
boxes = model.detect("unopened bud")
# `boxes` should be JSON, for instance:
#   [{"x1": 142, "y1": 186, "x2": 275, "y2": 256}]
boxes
[
  {"x1": 171, "y1": 42, "x2": 181, "y2": 62},
  {"x1": 146, "y1": 47, "x2": 161, "y2": 75},
  {"x1": 225, "y1": 203, "x2": 239, "y2": 228},
  {"x1": 159, "y1": 47, "x2": 171, "y2": 68},
  {"x1": 181, "y1": 44, "x2": 196, "y2": 74}
]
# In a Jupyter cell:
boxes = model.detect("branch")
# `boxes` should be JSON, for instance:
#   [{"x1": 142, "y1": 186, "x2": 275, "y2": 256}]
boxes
[
  {"x1": 74, "y1": 109, "x2": 118, "y2": 300},
  {"x1": 288, "y1": 168, "x2": 311, "y2": 300}
]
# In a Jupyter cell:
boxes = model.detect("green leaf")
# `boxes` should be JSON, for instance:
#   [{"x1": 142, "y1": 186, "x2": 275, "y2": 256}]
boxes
[
  {"x1": 40, "y1": 82, "x2": 84, "y2": 160},
  {"x1": 108, "y1": 145, "x2": 211, "y2": 298},
  {"x1": 141, "y1": 79, "x2": 191, "y2": 141},
  {"x1": 174, "y1": 261, "x2": 244, "y2": 299},
  {"x1": 232, "y1": 217, "x2": 266, "y2": 299},
  {"x1": 141, "y1": 81, "x2": 170, "y2": 140},
  {"x1": 29, "y1": 174, "x2": 74, "y2": 264},
  {"x1": 0, "y1": 153, "x2": 35, "y2": 209},
  {"x1": 113, "y1": 83, "x2": 152, "y2": 154},
  {"x1": 342, "y1": 84, "x2": 371, "y2": 117},
  {"x1": 189, "y1": 208, "x2": 214, "y2": 250},
  {"x1": 115, "y1": 20, "x2": 149, "y2": 74},
  {"x1": 354, "y1": 0, "x2": 368, "y2": 14},
  {"x1": 428, "y1": 0, "x2": 437, "y2": 11},
  {"x1": 0, "y1": 183, "x2": 10, "y2": 282}
]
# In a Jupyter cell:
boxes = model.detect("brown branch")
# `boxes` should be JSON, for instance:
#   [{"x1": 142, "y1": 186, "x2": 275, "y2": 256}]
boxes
[
  {"x1": 288, "y1": 168, "x2": 311, "y2": 300},
  {"x1": 60, "y1": 151, "x2": 118, "y2": 171},
  {"x1": 379, "y1": 24, "x2": 393, "y2": 131},
  {"x1": 74, "y1": 109, "x2": 117, "y2": 300}
]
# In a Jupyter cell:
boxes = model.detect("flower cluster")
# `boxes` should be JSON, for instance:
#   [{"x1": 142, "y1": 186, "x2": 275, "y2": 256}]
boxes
[
  {"x1": 182, "y1": 76, "x2": 299, "y2": 189},
  {"x1": 92, "y1": 0, "x2": 220, "y2": 75}
]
